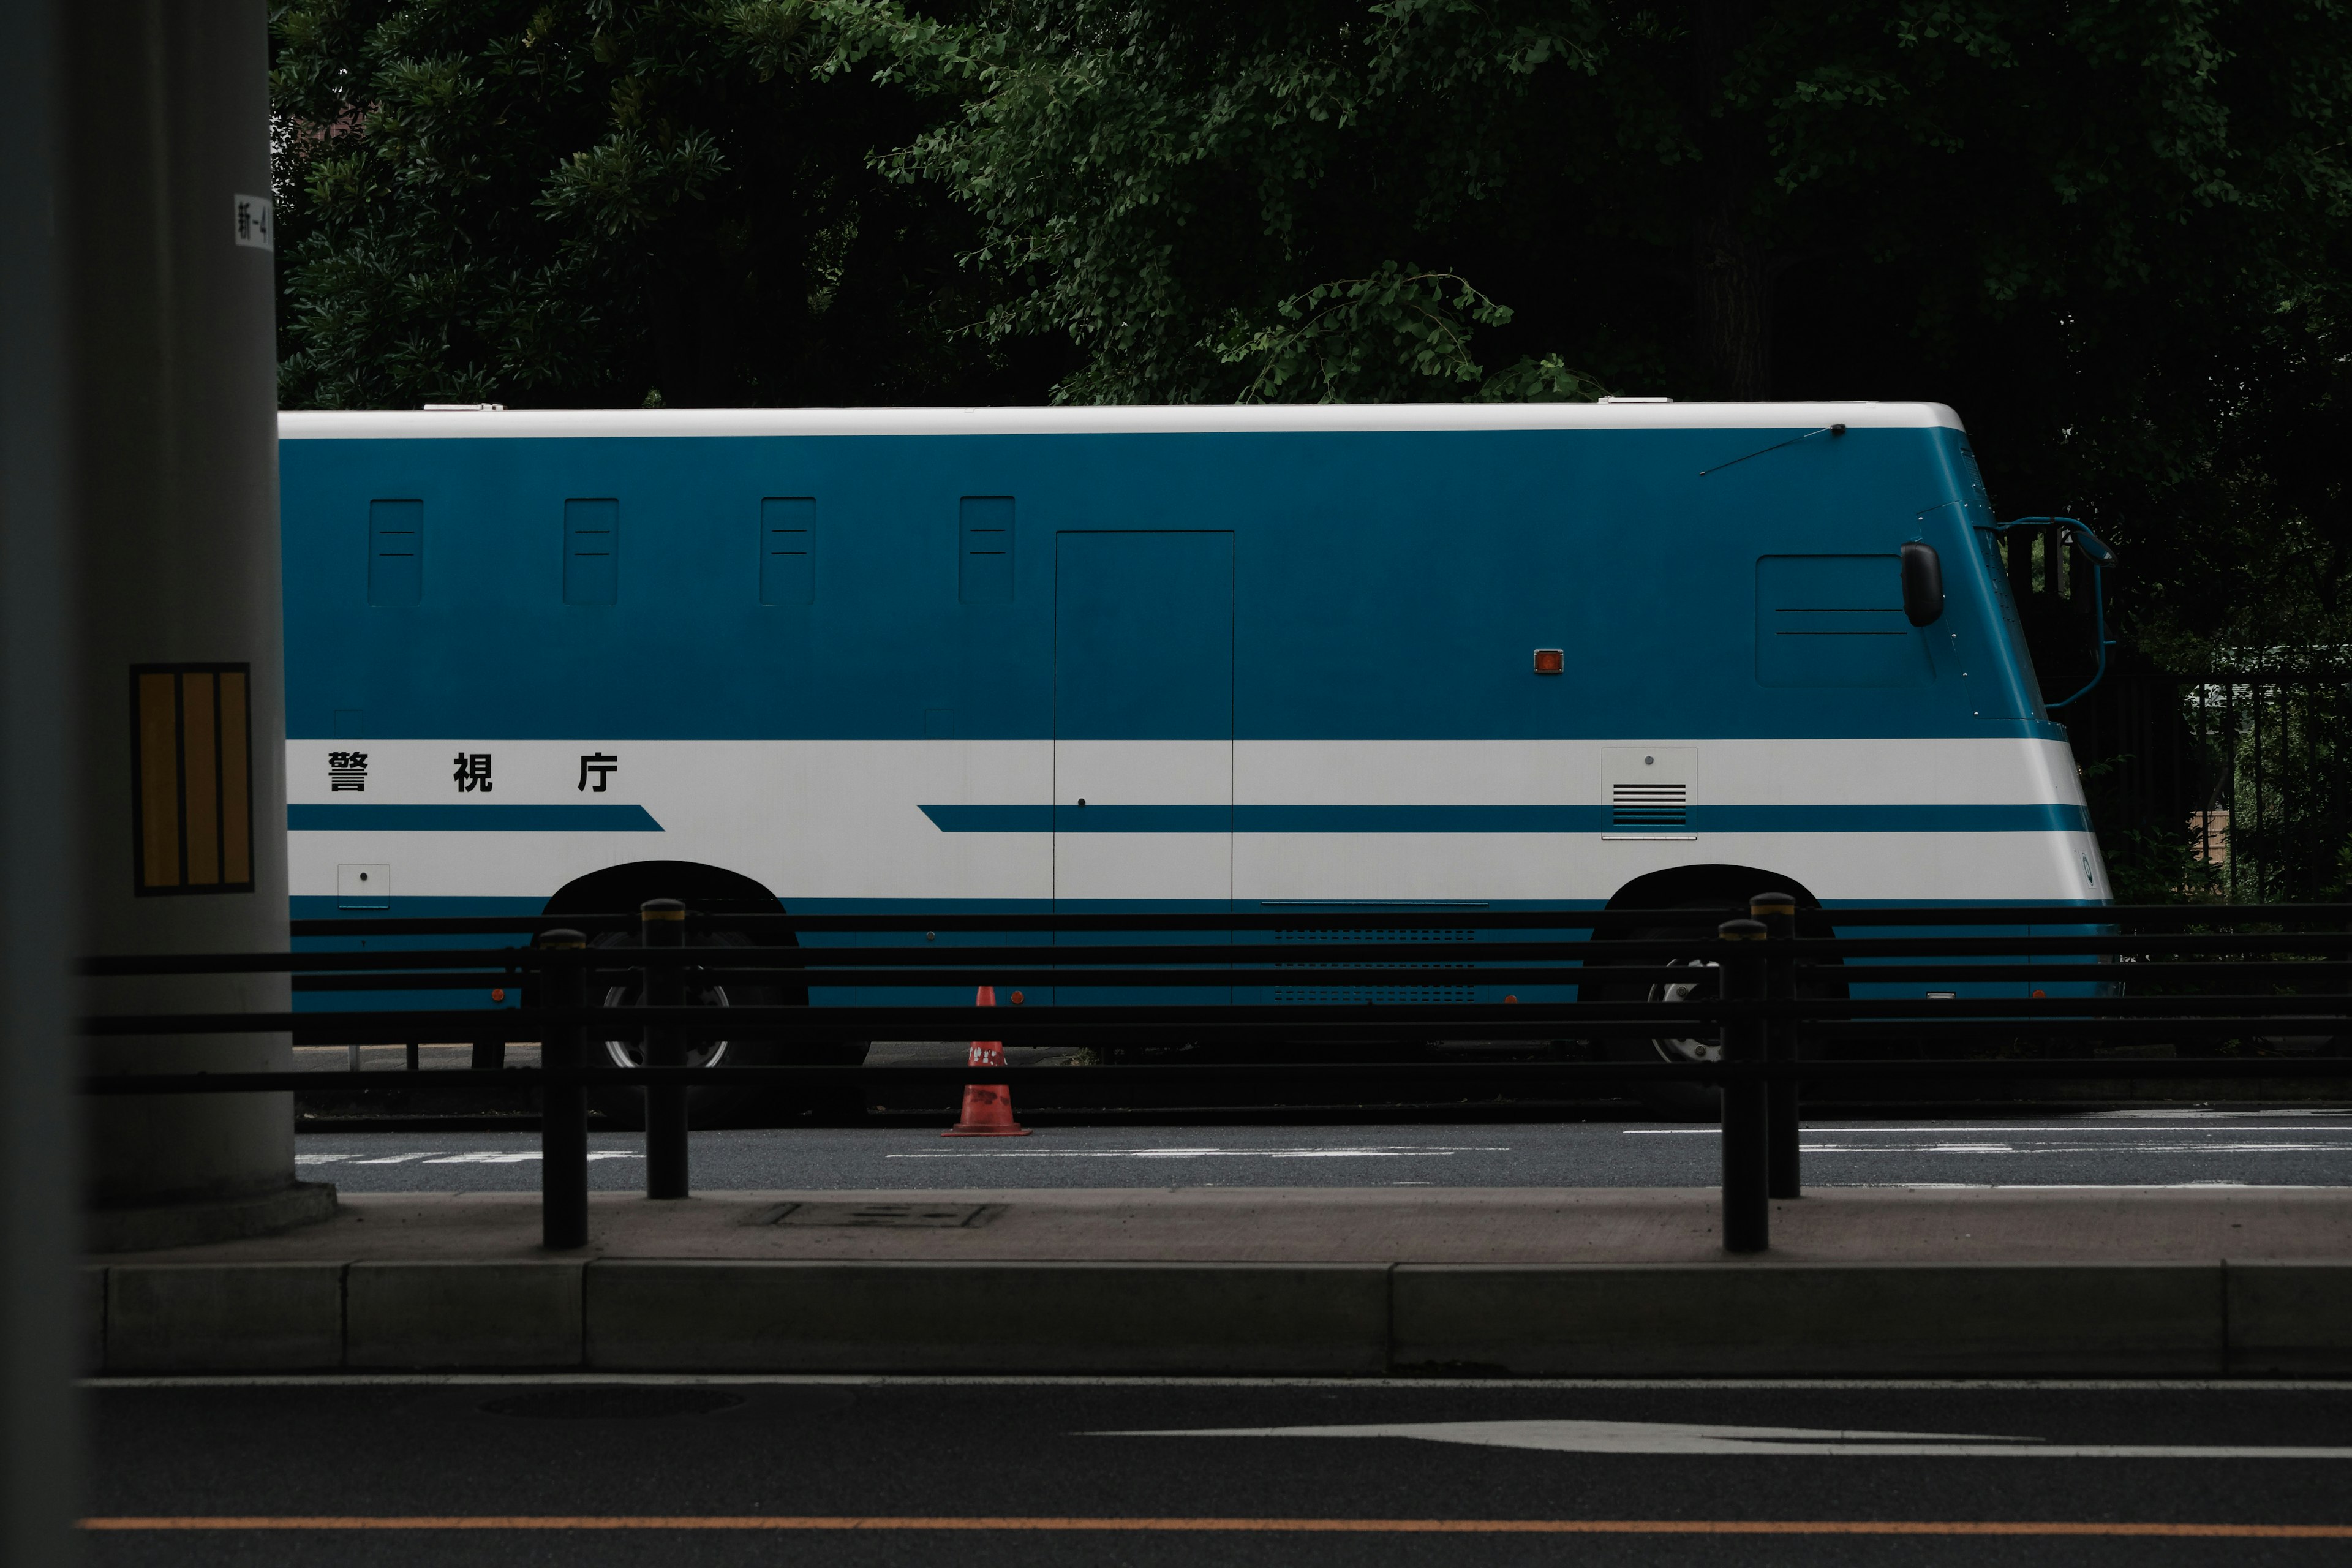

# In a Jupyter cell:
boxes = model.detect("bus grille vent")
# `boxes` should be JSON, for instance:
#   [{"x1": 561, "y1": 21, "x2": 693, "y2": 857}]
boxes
[
  {"x1": 1272, "y1": 984, "x2": 1476, "y2": 1005},
  {"x1": 1271, "y1": 926, "x2": 1477, "y2": 1006},
  {"x1": 1610, "y1": 783, "x2": 1689, "y2": 829}
]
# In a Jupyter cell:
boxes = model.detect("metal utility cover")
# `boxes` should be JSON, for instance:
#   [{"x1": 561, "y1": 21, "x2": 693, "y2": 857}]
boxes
[{"x1": 769, "y1": 1202, "x2": 1003, "y2": 1229}]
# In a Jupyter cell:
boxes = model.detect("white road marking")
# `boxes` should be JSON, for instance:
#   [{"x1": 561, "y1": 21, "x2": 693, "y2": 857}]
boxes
[
  {"x1": 1627, "y1": 1125, "x2": 2352, "y2": 1136},
  {"x1": 1101, "y1": 1418, "x2": 2352, "y2": 1459},
  {"x1": 887, "y1": 1146, "x2": 1508, "y2": 1161},
  {"x1": 1799, "y1": 1143, "x2": 2352, "y2": 1155},
  {"x1": 298, "y1": 1150, "x2": 644, "y2": 1164},
  {"x1": 2088, "y1": 1109, "x2": 2352, "y2": 1119},
  {"x1": 1849, "y1": 1182, "x2": 2332, "y2": 1189}
]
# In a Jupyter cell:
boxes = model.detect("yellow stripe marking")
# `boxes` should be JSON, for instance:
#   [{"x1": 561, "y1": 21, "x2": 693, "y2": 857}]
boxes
[
  {"x1": 76, "y1": 1517, "x2": 2352, "y2": 1537},
  {"x1": 181, "y1": 672, "x2": 219, "y2": 885},
  {"x1": 219, "y1": 669, "x2": 251, "y2": 884},
  {"x1": 135, "y1": 673, "x2": 179, "y2": 888}
]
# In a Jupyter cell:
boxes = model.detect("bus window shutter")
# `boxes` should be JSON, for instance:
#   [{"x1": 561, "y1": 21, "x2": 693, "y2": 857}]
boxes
[
  {"x1": 565, "y1": 499, "x2": 619, "y2": 605},
  {"x1": 959, "y1": 496, "x2": 1014, "y2": 603},
  {"x1": 761, "y1": 497, "x2": 815, "y2": 605}
]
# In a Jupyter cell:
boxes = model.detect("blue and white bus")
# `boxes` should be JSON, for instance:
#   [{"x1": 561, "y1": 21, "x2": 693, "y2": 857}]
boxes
[{"x1": 280, "y1": 402, "x2": 2107, "y2": 1102}]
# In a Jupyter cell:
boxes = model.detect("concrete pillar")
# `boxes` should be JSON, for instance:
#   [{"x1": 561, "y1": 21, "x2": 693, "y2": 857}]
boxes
[
  {"x1": 71, "y1": 0, "x2": 332, "y2": 1249},
  {"x1": 1, "y1": 0, "x2": 85, "y2": 1551}
]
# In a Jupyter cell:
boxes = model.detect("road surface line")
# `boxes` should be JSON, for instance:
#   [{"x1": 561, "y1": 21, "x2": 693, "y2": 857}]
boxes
[
  {"x1": 1626, "y1": 1126, "x2": 2352, "y2": 1136},
  {"x1": 81, "y1": 1373, "x2": 2352, "y2": 1390},
  {"x1": 77, "y1": 1515, "x2": 2352, "y2": 1536},
  {"x1": 1106, "y1": 1417, "x2": 2352, "y2": 1458}
]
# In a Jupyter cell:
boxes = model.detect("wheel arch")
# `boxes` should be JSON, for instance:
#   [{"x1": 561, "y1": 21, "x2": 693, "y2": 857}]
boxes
[
  {"x1": 1605, "y1": 863, "x2": 1828, "y2": 918},
  {"x1": 541, "y1": 859, "x2": 785, "y2": 924},
  {"x1": 543, "y1": 861, "x2": 847, "y2": 1125}
]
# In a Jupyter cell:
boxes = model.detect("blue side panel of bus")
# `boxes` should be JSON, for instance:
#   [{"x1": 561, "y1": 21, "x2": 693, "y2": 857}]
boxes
[
  {"x1": 279, "y1": 426, "x2": 2047, "y2": 744},
  {"x1": 282, "y1": 418, "x2": 2092, "y2": 1019}
]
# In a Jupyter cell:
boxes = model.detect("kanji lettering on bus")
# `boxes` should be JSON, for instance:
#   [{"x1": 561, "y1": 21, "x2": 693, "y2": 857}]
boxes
[
  {"x1": 326, "y1": 752, "x2": 368, "y2": 792},
  {"x1": 453, "y1": 753, "x2": 493, "y2": 793},
  {"x1": 578, "y1": 753, "x2": 618, "y2": 793}
]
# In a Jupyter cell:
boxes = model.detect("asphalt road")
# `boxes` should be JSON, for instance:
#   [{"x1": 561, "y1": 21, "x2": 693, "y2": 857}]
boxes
[
  {"x1": 81, "y1": 1378, "x2": 2352, "y2": 1565},
  {"x1": 294, "y1": 1111, "x2": 2352, "y2": 1191}
]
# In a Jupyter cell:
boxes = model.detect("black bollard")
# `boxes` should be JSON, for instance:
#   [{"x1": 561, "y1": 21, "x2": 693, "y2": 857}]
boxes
[
  {"x1": 1717, "y1": 918, "x2": 1770, "y2": 1253},
  {"x1": 641, "y1": 899, "x2": 690, "y2": 1199},
  {"x1": 538, "y1": 929, "x2": 590, "y2": 1251},
  {"x1": 1751, "y1": 890, "x2": 1802, "y2": 1200}
]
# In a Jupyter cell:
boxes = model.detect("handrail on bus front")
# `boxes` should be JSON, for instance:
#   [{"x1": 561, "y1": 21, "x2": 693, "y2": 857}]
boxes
[{"x1": 1985, "y1": 514, "x2": 2120, "y2": 712}]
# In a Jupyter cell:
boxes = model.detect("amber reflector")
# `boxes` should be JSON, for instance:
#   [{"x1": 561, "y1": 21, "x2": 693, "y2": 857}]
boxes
[{"x1": 1532, "y1": 649, "x2": 1564, "y2": 674}]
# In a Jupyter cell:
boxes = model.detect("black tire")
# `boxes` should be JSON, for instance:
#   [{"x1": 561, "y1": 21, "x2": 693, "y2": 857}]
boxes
[
  {"x1": 1585, "y1": 897, "x2": 1845, "y2": 1120},
  {"x1": 1586, "y1": 904, "x2": 1730, "y2": 1119},
  {"x1": 582, "y1": 929, "x2": 865, "y2": 1129}
]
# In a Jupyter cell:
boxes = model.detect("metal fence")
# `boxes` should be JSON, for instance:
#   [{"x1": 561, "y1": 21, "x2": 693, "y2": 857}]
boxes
[
  {"x1": 1999, "y1": 521, "x2": 2352, "y2": 903},
  {"x1": 2059, "y1": 671, "x2": 2352, "y2": 903},
  {"x1": 78, "y1": 899, "x2": 2352, "y2": 1255}
]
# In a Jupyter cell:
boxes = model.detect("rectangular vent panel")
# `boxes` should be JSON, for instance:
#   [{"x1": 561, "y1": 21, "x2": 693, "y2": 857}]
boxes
[
  {"x1": 1754, "y1": 554, "x2": 1929, "y2": 687},
  {"x1": 1270, "y1": 927, "x2": 1476, "y2": 1006},
  {"x1": 368, "y1": 500, "x2": 423, "y2": 606},
  {"x1": 1610, "y1": 783, "x2": 1689, "y2": 829},
  {"x1": 959, "y1": 496, "x2": 1014, "y2": 603},
  {"x1": 760, "y1": 497, "x2": 815, "y2": 605},
  {"x1": 564, "y1": 498, "x2": 619, "y2": 605}
]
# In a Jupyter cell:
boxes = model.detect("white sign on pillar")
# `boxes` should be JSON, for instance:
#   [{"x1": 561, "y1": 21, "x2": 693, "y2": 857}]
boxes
[{"x1": 233, "y1": 192, "x2": 271, "y2": 249}]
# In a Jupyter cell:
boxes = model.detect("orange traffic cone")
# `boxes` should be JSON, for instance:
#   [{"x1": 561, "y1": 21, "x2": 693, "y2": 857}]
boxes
[{"x1": 944, "y1": 984, "x2": 1031, "y2": 1137}]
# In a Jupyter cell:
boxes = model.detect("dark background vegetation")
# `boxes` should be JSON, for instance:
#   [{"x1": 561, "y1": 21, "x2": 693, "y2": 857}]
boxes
[{"x1": 271, "y1": 0, "x2": 2352, "y2": 897}]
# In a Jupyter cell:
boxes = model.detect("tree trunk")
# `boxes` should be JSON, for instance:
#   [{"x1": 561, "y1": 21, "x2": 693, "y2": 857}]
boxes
[
  {"x1": 645, "y1": 221, "x2": 743, "y2": 407},
  {"x1": 1686, "y1": 0, "x2": 1773, "y2": 400},
  {"x1": 1693, "y1": 216, "x2": 1773, "y2": 400}
]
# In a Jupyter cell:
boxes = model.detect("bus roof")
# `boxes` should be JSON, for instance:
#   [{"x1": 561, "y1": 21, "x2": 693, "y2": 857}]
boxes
[{"x1": 278, "y1": 401, "x2": 1964, "y2": 440}]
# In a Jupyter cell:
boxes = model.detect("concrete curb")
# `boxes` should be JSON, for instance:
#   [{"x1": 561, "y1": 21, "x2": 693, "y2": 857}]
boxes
[
  {"x1": 2227, "y1": 1262, "x2": 2352, "y2": 1375},
  {"x1": 82, "y1": 1258, "x2": 2352, "y2": 1376},
  {"x1": 86, "y1": 1181, "x2": 338, "y2": 1254},
  {"x1": 589, "y1": 1262, "x2": 1390, "y2": 1374},
  {"x1": 347, "y1": 1261, "x2": 586, "y2": 1370},
  {"x1": 1390, "y1": 1264, "x2": 2226, "y2": 1376},
  {"x1": 106, "y1": 1262, "x2": 345, "y2": 1372}
]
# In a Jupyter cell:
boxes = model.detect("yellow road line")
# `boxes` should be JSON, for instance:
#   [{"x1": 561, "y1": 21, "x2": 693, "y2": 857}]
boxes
[{"x1": 77, "y1": 1516, "x2": 2352, "y2": 1537}]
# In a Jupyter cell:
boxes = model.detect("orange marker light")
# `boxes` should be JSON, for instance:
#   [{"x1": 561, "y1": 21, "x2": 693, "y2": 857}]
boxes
[
  {"x1": 1532, "y1": 649, "x2": 1564, "y2": 674},
  {"x1": 1504, "y1": 995, "x2": 1518, "y2": 1004},
  {"x1": 1009, "y1": 990, "x2": 1025, "y2": 1005},
  {"x1": 491, "y1": 988, "x2": 507, "y2": 1003}
]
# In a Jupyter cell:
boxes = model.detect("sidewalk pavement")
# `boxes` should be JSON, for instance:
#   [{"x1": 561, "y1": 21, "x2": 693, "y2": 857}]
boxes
[{"x1": 86, "y1": 1187, "x2": 2352, "y2": 1378}]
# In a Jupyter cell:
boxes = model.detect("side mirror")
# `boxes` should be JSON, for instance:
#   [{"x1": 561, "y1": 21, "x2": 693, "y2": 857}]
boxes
[
  {"x1": 1901, "y1": 542, "x2": 1943, "y2": 627},
  {"x1": 2064, "y1": 524, "x2": 2118, "y2": 568}
]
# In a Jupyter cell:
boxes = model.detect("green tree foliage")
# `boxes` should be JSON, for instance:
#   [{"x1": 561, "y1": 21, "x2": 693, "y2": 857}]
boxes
[
  {"x1": 886, "y1": 0, "x2": 2351, "y2": 889},
  {"x1": 896, "y1": 0, "x2": 2350, "y2": 412},
  {"x1": 271, "y1": 0, "x2": 1057, "y2": 407},
  {"x1": 1208, "y1": 265, "x2": 1609, "y2": 401},
  {"x1": 274, "y1": 1, "x2": 2352, "y2": 889}
]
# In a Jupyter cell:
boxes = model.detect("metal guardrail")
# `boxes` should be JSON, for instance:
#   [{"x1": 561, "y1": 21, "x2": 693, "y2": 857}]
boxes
[{"x1": 78, "y1": 897, "x2": 2352, "y2": 1254}]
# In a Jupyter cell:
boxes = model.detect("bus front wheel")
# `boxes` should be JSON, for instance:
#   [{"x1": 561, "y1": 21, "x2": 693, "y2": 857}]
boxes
[{"x1": 581, "y1": 929, "x2": 864, "y2": 1129}]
